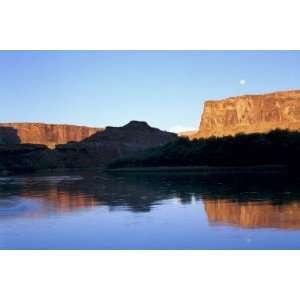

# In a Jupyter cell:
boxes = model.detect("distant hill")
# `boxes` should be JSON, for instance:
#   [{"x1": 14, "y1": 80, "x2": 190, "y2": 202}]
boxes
[
  {"x1": 82, "y1": 120, "x2": 177, "y2": 146},
  {"x1": 56, "y1": 121, "x2": 178, "y2": 168}
]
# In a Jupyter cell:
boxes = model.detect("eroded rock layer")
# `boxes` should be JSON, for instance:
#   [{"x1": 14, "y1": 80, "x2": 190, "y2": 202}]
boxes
[
  {"x1": 0, "y1": 123, "x2": 103, "y2": 148},
  {"x1": 195, "y1": 90, "x2": 300, "y2": 138}
]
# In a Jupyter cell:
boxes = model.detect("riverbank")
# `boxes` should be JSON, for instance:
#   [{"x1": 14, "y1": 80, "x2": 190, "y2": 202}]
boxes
[{"x1": 106, "y1": 164, "x2": 289, "y2": 173}]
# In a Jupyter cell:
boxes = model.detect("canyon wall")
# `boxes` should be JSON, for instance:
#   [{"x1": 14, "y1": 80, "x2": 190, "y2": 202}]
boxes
[
  {"x1": 0, "y1": 123, "x2": 103, "y2": 148},
  {"x1": 195, "y1": 90, "x2": 300, "y2": 138}
]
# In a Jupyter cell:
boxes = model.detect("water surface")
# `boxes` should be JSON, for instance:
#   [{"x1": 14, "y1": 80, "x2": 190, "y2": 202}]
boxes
[{"x1": 1, "y1": 171, "x2": 300, "y2": 249}]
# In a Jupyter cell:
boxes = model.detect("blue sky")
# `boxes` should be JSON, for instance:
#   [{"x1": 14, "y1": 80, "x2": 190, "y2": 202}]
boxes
[{"x1": 0, "y1": 51, "x2": 299, "y2": 131}]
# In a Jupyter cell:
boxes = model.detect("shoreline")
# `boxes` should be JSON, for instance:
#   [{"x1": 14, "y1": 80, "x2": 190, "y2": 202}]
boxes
[
  {"x1": 106, "y1": 165, "x2": 289, "y2": 173},
  {"x1": 0, "y1": 164, "x2": 291, "y2": 177}
]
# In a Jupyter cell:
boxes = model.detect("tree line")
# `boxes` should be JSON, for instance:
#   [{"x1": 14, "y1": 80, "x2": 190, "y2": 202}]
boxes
[{"x1": 108, "y1": 129, "x2": 300, "y2": 169}]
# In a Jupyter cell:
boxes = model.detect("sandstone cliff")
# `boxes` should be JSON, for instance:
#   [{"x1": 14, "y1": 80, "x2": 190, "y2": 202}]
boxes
[
  {"x1": 194, "y1": 90, "x2": 300, "y2": 138},
  {"x1": 0, "y1": 123, "x2": 103, "y2": 148},
  {"x1": 178, "y1": 130, "x2": 197, "y2": 138}
]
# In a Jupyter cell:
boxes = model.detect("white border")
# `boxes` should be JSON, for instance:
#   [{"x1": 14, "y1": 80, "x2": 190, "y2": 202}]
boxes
[
  {"x1": 1, "y1": 0, "x2": 300, "y2": 299},
  {"x1": 0, "y1": 0, "x2": 300, "y2": 50},
  {"x1": 1, "y1": 251, "x2": 299, "y2": 300}
]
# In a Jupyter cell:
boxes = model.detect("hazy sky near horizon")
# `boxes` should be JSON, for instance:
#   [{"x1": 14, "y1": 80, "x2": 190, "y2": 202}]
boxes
[{"x1": 0, "y1": 51, "x2": 300, "y2": 131}]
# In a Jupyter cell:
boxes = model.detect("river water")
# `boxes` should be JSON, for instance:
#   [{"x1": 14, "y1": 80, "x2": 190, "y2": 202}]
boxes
[{"x1": 0, "y1": 171, "x2": 300, "y2": 249}]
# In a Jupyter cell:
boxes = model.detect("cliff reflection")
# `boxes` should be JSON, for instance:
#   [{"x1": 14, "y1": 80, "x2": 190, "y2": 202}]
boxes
[
  {"x1": 1, "y1": 172, "x2": 300, "y2": 229},
  {"x1": 21, "y1": 186, "x2": 97, "y2": 213},
  {"x1": 204, "y1": 200, "x2": 300, "y2": 229},
  {"x1": 200, "y1": 174, "x2": 300, "y2": 229}
]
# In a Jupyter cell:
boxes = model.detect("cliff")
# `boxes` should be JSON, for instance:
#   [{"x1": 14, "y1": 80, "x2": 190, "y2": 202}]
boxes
[
  {"x1": 194, "y1": 90, "x2": 300, "y2": 138},
  {"x1": 178, "y1": 130, "x2": 197, "y2": 138},
  {"x1": 0, "y1": 123, "x2": 103, "y2": 148}
]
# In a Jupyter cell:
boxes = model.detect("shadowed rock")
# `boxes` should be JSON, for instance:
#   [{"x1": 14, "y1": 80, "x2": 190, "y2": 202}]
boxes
[
  {"x1": 55, "y1": 121, "x2": 178, "y2": 168},
  {"x1": 83, "y1": 120, "x2": 177, "y2": 146}
]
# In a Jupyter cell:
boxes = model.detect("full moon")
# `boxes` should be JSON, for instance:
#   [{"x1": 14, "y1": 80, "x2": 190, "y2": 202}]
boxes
[{"x1": 240, "y1": 79, "x2": 246, "y2": 85}]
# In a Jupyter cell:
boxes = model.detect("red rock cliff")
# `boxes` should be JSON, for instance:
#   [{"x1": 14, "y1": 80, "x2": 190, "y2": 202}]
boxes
[
  {"x1": 0, "y1": 123, "x2": 103, "y2": 148},
  {"x1": 194, "y1": 90, "x2": 300, "y2": 138}
]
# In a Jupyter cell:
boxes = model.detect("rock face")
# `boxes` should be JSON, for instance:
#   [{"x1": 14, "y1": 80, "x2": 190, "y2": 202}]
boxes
[
  {"x1": 178, "y1": 130, "x2": 197, "y2": 138},
  {"x1": 195, "y1": 90, "x2": 300, "y2": 138},
  {"x1": 0, "y1": 123, "x2": 103, "y2": 148},
  {"x1": 56, "y1": 121, "x2": 178, "y2": 168}
]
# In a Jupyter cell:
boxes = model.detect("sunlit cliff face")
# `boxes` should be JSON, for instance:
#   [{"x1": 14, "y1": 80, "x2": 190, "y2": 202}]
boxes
[
  {"x1": 0, "y1": 123, "x2": 103, "y2": 148},
  {"x1": 195, "y1": 90, "x2": 300, "y2": 138},
  {"x1": 204, "y1": 199, "x2": 300, "y2": 229}
]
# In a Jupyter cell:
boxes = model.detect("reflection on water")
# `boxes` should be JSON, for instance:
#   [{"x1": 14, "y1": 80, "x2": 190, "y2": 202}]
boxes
[
  {"x1": 0, "y1": 176, "x2": 97, "y2": 218},
  {"x1": 204, "y1": 200, "x2": 300, "y2": 229},
  {"x1": 1, "y1": 171, "x2": 300, "y2": 249}
]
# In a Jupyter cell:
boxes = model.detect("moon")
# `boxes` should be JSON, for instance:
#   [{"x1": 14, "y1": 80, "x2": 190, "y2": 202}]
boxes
[{"x1": 240, "y1": 79, "x2": 246, "y2": 85}]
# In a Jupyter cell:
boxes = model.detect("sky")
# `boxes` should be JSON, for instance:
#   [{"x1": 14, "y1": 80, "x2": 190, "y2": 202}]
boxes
[{"x1": 0, "y1": 51, "x2": 300, "y2": 132}]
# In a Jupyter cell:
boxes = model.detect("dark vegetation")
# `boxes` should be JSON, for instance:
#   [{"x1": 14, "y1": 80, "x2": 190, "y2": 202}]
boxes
[
  {"x1": 108, "y1": 129, "x2": 300, "y2": 170},
  {"x1": 2, "y1": 129, "x2": 300, "y2": 175},
  {"x1": 0, "y1": 144, "x2": 61, "y2": 174},
  {"x1": 0, "y1": 127, "x2": 20, "y2": 144}
]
